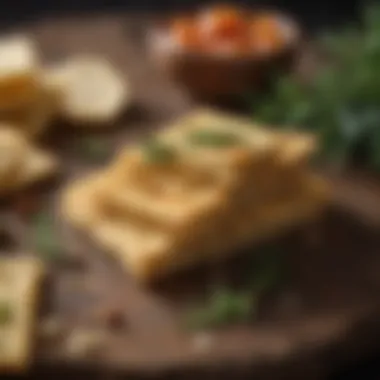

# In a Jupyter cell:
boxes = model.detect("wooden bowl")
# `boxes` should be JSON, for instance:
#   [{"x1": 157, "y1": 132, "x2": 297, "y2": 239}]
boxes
[{"x1": 148, "y1": 10, "x2": 301, "y2": 101}]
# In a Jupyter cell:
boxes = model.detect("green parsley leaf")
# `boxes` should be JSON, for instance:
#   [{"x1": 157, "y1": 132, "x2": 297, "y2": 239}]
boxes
[
  {"x1": 0, "y1": 302, "x2": 12, "y2": 325},
  {"x1": 253, "y1": 3, "x2": 380, "y2": 171},
  {"x1": 141, "y1": 139, "x2": 176, "y2": 164},
  {"x1": 187, "y1": 130, "x2": 241, "y2": 147},
  {"x1": 186, "y1": 248, "x2": 284, "y2": 330},
  {"x1": 186, "y1": 288, "x2": 253, "y2": 330}
]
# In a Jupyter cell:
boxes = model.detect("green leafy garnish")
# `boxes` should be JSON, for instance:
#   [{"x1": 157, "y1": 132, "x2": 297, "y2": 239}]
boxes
[
  {"x1": 32, "y1": 213, "x2": 61, "y2": 262},
  {"x1": 0, "y1": 302, "x2": 12, "y2": 325},
  {"x1": 186, "y1": 288, "x2": 252, "y2": 329},
  {"x1": 253, "y1": 3, "x2": 380, "y2": 170},
  {"x1": 186, "y1": 249, "x2": 283, "y2": 330},
  {"x1": 187, "y1": 130, "x2": 241, "y2": 147},
  {"x1": 141, "y1": 139, "x2": 176, "y2": 163}
]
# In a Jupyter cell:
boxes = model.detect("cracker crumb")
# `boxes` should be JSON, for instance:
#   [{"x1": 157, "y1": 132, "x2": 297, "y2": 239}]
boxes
[
  {"x1": 65, "y1": 328, "x2": 107, "y2": 358},
  {"x1": 40, "y1": 317, "x2": 63, "y2": 340},
  {"x1": 192, "y1": 332, "x2": 214, "y2": 353}
]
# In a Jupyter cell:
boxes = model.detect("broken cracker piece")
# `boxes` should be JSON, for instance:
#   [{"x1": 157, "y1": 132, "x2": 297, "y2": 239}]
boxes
[
  {"x1": 0, "y1": 127, "x2": 58, "y2": 195},
  {"x1": 0, "y1": 256, "x2": 44, "y2": 372},
  {"x1": 0, "y1": 126, "x2": 27, "y2": 183}
]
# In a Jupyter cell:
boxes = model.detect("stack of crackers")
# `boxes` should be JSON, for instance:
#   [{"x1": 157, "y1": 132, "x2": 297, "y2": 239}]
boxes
[{"x1": 62, "y1": 109, "x2": 330, "y2": 283}]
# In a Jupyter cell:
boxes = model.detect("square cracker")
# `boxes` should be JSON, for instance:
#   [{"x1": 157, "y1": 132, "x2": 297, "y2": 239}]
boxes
[
  {"x1": 162, "y1": 108, "x2": 318, "y2": 168},
  {"x1": 99, "y1": 148, "x2": 228, "y2": 230},
  {"x1": 159, "y1": 109, "x2": 317, "y2": 194},
  {"x1": 118, "y1": 174, "x2": 329, "y2": 282}
]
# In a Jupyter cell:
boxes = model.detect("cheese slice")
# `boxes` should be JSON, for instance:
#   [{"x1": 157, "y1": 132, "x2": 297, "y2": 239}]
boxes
[{"x1": 0, "y1": 256, "x2": 44, "y2": 372}]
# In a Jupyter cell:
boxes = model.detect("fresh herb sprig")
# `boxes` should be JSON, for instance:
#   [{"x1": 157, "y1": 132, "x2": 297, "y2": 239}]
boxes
[
  {"x1": 254, "y1": 3, "x2": 380, "y2": 170},
  {"x1": 187, "y1": 130, "x2": 241, "y2": 147},
  {"x1": 186, "y1": 250, "x2": 283, "y2": 329},
  {"x1": 141, "y1": 139, "x2": 176, "y2": 164}
]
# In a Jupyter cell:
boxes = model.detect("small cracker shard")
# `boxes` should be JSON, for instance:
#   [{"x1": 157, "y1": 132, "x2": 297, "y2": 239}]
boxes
[
  {"x1": 0, "y1": 126, "x2": 58, "y2": 196},
  {"x1": 0, "y1": 256, "x2": 44, "y2": 372},
  {"x1": 65, "y1": 328, "x2": 106, "y2": 359}
]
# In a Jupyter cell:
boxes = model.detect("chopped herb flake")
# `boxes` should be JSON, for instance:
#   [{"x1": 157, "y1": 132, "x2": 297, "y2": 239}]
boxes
[
  {"x1": 0, "y1": 302, "x2": 12, "y2": 325},
  {"x1": 141, "y1": 139, "x2": 176, "y2": 163},
  {"x1": 185, "y1": 247, "x2": 284, "y2": 330},
  {"x1": 186, "y1": 288, "x2": 253, "y2": 330},
  {"x1": 79, "y1": 138, "x2": 110, "y2": 161},
  {"x1": 187, "y1": 130, "x2": 241, "y2": 147},
  {"x1": 33, "y1": 213, "x2": 61, "y2": 262}
]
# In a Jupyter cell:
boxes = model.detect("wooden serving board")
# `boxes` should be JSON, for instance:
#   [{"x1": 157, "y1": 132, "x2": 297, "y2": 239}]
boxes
[{"x1": 2, "y1": 13, "x2": 380, "y2": 380}]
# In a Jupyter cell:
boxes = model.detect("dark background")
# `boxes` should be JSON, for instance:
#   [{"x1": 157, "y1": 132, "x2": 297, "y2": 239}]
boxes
[
  {"x1": 0, "y1": 0, "x2": 363, "y2": 31},
  {"x1": 0, "y1": 0, "x2": 377, "y2": 378}
]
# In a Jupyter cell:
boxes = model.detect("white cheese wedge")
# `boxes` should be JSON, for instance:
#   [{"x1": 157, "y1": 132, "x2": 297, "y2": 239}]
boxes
[
  {"x1": 0, "y1": 256, "x2": 44, "y2": 372},
  {"x1": 53, "y1": 56, "x2": 129, "y2": 125}
]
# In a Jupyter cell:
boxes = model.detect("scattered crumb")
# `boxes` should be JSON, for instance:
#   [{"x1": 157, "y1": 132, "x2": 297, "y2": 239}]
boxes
[
  {"x1": 276, "y1": 291, "x2": 302, "y2": 316},
  {"x1": 191, "y1": 332, "x2": 214, "y2": 353},
  {"x1": 0, "y1": 228, "x2": 15, "y2": 250},
  {"x1": 65, "y1": 328, "x2": 107, "y2": 358},
  {"x1": 13, "y1": 194, "x2": 41, "y2": 219},
  {"x1": 40, "y1": 316, "x2": 63, "y2": 340},
  {"x1": 95, "y1": 306, "x2": 127, "y2": 331}
]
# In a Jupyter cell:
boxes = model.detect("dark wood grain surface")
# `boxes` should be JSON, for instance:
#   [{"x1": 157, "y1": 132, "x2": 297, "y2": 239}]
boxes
[{"x1": 1, "y1": 10, "x2": 380, "y2": 380}]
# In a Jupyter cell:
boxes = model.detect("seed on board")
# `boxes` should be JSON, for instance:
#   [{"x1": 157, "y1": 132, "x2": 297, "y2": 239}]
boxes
[
  {"x1": 65, "y1": 328, "x2": 107, "y2": 358},
  {"x1": 96, "y1": 306, "x2": 127, "y2": 330},
  {"x1": 40, "y1": 316, "x2": 63, "y2": 340},
  {"x1": 191, "y1": 332, "x2": 214, "y2": 353}
]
